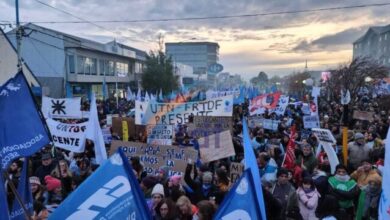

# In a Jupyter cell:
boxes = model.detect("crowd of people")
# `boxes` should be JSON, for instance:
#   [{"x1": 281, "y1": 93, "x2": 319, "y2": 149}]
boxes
[{"x1": 4, "y1": 90, "x2": 390, "y2": 220}]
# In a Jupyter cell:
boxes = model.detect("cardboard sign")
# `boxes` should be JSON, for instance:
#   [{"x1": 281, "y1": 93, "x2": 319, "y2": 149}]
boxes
[
  {"x1": 112, "y1": 117, "x2": 138, "y2": 140},
  {"x1": 135, "y1": 95, "x2": 234, "y2": 125},
  {"x1": 187, "y1": 116, "x2": 233, "y2": 138},
  {"x1": 46, "y1": 118, "x2": 87, "y2": 152},
  {"x1": 110, "y1": 141, "x2": 198, "y2": 176},
  {"x1": 303, "y1": 115, "x2": 320, "y2": 129},
  {"x1": 312, "y1": 128, "x2": 336, "y2": 144},
  {"x1": 353, "y1": 111, "x2": 374, "y2": 122},
  {"x1": 198, "y1": 130, "x2": 235, "y2": 162},
  {"x1": 146, "y1": 124, "x2": 173, "y2": 145},
  {"x1": 230, "y1": 162, "x2": 244, "y2": 184}
]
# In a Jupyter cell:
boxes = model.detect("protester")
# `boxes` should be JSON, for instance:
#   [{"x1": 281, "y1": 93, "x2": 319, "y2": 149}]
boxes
[
  {"x1": 356, "y1": 175, "x2": 382, "y2": 220},
  {"x1": 258, "y1": 152, "x2": 278, "y2": 183},
  {"x1": 29, "y1": 176, "x2": 49, "y2": 205},
  {"x1": 155, "y1": 198, "x2": 178, "y2": 220},
  {"x1": 34, "y1": 153, "x2": 56, "y2": 183},
  {"x1": 194, "y1": 200, "x2": 216, "y2": 220},
  {"x1": 348, "y1": 133, "x2": 371, "y2": 171},
  {"x1": 148, "y1": 183, "x2": 165, "y2": 217},
  {"x1": 328, "y1": 164, "x2": 360, "y2": 219},
  {"x1": 350, "y1": 160, "x2": 381, "y2": 189},
  {"x1": 296, "y1": 177, "x2": 320, "y2": 220},
  {"x1": 176, "y1": 195, "x2": 198, "y2": 220},
  {"x1": 271, "y1": 168, "x2": 301, "y2": 219},
  {"x1": 184, "y1": 163, "x2": 217, "y2": 204}
]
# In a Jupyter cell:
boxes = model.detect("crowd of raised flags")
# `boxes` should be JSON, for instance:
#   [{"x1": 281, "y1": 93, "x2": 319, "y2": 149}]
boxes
[{"x1": 1, "y1": 70, "x2": 390, "y2": 220}]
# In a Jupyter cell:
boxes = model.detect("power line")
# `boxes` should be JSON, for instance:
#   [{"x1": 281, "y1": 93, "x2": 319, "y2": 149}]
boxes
[
  {"x1": 13, "y1": 2, "x2": 390, "y2": 24},
  {"x1": 33, "y1": 0, "x2": 144, "y2": 43}
]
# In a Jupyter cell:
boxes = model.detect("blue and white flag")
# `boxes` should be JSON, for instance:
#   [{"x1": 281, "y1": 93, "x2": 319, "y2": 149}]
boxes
[
  {"x1": 126, "y1": 87, "x2": 133, "y2": 101},
  {"x1": 0, "y1": 72, "x2": 50, "y2": 170},
  {"x1": 10, "y1": 158, "x2": 33, "y2": 220},
  {"x1": 214, "y1": 169, "x2": 262, "y2": 219},
  {"x1": 50, "y1": 148, "x2": 151, "y2": 220},
  {"x1": 0, "y1": 174, "x2": 10, "y2": 220},
  {"x1": 136, "y1": 88, "x2": 141, "y2": 101},
  {"x1": 242, "y1": 118, "x2": 267, "y2": 220},
  {"x1": 379, "y1": 128, "x2": 390, "y2": 219},
  {"x1": 159, "y1": 89, "x2": 163, "y2": 101}
]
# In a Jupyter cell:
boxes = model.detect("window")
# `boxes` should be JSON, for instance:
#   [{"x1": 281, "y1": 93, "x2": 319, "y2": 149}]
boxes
[
  {"x1": 77, "y1": 56, "x2": 85, "y2": 74},
  {"x1": 116, "y1": 62, "x2": 128, "y2": 77},
  {"x1": 68, "y1": 55, "x2": 75, "y2": 74},
  {"x1": 83, "y1": 58, "x2": 97, "y2": 75},
  {"x1": 108, "y1": 61, "x2": 115, "y2": 76}
]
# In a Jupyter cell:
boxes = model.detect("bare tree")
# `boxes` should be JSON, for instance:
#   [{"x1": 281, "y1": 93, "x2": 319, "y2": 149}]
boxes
[{"x1": 322, "y1": 57, "x2": 389, "y2": 107}]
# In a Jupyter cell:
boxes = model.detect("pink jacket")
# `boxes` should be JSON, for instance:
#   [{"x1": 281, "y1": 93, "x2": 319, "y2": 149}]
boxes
[{"x1": 297, "y1": 187, "x2": 320, "y2": 220}]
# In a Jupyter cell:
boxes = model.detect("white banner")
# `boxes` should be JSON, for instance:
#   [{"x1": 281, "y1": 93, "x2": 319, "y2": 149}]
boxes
[
  {"x1": 46, "y1": 118, "x2": 87, "y2": 152},
  {"x1": 198, "y1": 130, "x2": 235, "y2": 162},
  {"x1": 42, "y1": 96, "x2": 82, "y2": 119},
  {"x1": 135, "y1": 95, "x2": 233, "y2": 125},
  {"x1": 321, "y1": 142, "x2": 339, "y2": 174},
  {"x1": 146, "y1": 124, "x2": 173, "y2": 145},
  {"x1": 303, "y1": 115, "x2": 320, "y2": 129}
]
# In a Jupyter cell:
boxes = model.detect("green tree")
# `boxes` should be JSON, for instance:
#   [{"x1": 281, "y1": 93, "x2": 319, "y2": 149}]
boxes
[{"x1": 141, "y1": 51, "x2": 179, "y2": 95}]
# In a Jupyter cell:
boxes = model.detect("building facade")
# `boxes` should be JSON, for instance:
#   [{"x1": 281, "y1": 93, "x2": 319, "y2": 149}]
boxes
[
  {"x1": 165, "y1": 42, "x2": 219, "y2": 75},
  {"x1": 7, "y1": 23, "x2": 146, "y2": 98},
  {"x1": 353, "y1": 24, "x2": 390, "y2": 66}
]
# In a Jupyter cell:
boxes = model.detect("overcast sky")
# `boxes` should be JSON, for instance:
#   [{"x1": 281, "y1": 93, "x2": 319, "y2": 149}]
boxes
[{"x1": 1, "y1": 0, "x2": 390, "y2": 80}]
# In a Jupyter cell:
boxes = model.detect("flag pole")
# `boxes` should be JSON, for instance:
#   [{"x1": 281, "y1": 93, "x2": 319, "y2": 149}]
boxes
[{"x1": 3, "y1": 169, "x2": 32, "y2": 220}]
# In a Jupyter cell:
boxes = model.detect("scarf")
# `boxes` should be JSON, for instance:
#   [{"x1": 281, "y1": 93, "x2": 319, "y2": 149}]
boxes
[{"x1": 334, "y1": 174, "x2": 350, "y2": 182}]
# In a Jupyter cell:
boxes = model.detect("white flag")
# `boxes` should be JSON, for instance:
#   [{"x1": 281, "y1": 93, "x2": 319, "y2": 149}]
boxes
[
  {"x1": 136, "y1": 88, "x2": 141, "y2": 101},
  {"x1": 126, "y1": 87, "x2": 133, "y2": 101},
  {"x1": 42, "y1": 96, "x2": 82, "y2": 119},
  {"x1": 340, "y1": 89, "x2": 351, "y2": 105},
  {"x1": 145, "y1": 91, "x2": 150, "y2": 102},
  {"x1": 85, "y1": 94, "x2": 107, "y2": 165}
]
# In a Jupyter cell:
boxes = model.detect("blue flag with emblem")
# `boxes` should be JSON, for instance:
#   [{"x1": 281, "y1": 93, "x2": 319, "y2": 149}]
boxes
[
  {"x1": 10, "y1": 158, "x2": 34, "y2": 220},
  {"x1": 214, "y1": 169, "x2": 262, "y2": 219},
  {"x1": 379, "y1": 127, "x2": 390, "y2": 219},
  {"x1": 0, "y1": 72, "x2": 50, "y2": 170},
  {"x1": 49, "y1": 148, "x2": 151, "y2": 220}
]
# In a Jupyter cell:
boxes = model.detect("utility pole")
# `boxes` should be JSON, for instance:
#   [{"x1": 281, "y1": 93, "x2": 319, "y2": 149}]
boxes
[{"x1": 15, "y1": 0, "x2": 23, "y2": 71}]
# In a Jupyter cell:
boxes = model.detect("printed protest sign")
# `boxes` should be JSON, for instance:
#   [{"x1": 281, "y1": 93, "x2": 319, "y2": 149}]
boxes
[
  {"x1": 353, "y1": 111, "x2": 374, "y2": 121},
  {"x1": 206, "y1": 90, "x2": 240, "y2": 99},
  {"x1": 229, "y1": 162, "x2": 244, "y2": 184},
  {"x1": 110, "y1": 141, "x2": 198, "y2": 176},
  {"x1": 146, "y1": 124, "x2": 173, "y2": 145},
  {"x1": 42, "y1": 96, "x2": 82, "y2": 119},
  {"x1": 248, "y1": 116, "x2": 264, "y2": 128},
  {"x1": 187, "y1": 116, "x2": 233, "y2": 138},
  {"x1": 198, "y1": 130, "x2": 235, "y2": 162},
  {"x1": 312, "y1": 128, "x2": 336, "y2": 144},
  {"x1": 271, "y1": 95, "x2": 289, "y2": 116},
  {"x1": 262, "y1": 119, "x2": 280, "y2": 131},
  {"x1": 303, "y1": 115, "x2": 320, "y2": 129},
  {"x1": 135, "y1": 95, "x2": 233, "y2": 125},
  {"x1": 46, "y1": 118, "x2": 87, "y2": 152}
]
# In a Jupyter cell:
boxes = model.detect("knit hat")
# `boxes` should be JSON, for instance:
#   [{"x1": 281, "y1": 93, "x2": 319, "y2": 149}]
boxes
[
  {"x1": 141, "y1": 176, "x2": 158, "y2": 189},
  {"x1": 202, "y1": 171, "x2": 213, "y2": 183},
  {"x1": 44, "y1": 175, "x2": 61, "y2": 191},
  {"x1": 29, "y1": 176, "x2": 41, "y2": 185},
  {"x1": 151, "y1": 183, "x2": 165, "y2": 197},
  {"x1": 170, "y1": 175, "x2": 182, "y2": 186},
  {"x1": 355, "y1": 132, "x2": 364, "y2": 140}
]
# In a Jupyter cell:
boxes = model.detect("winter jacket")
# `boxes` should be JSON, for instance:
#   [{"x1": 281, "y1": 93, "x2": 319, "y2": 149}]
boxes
[
  {"x1": 350, "y1": 169, "x2": 381, "y2": 188},
  {"x1": 272, "y1": 182, "x2": 299, "y2": 219},
  {"x1": 328, "y1": 176, "x2": 360, "y2": 209},
  {"x1": 295, "y1": 152, "x2": 318, "y2": 174},
  {"x1": 297, "y1": 187, "x2": 320, "y2": 220},
  {"x1": 184, "y1": 164, "x2": 218, "y2": 204},
  {"x1": 348, "y1": 142, "x2": 371, "y2": 170}
]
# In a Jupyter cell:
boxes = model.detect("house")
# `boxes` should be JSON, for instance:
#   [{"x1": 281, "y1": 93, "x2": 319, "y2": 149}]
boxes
[{"x1": 6, "y1": 23, "x2": 146, "y2": 98}]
